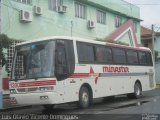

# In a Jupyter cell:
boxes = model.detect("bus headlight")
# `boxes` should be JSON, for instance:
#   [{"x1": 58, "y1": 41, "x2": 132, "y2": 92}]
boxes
[
  {"x1": 39, "y1": 86, "x2": 54, "y2": 92},
  {"x1": 10, "y1": 89, "x2": 17, "y2": 94}
]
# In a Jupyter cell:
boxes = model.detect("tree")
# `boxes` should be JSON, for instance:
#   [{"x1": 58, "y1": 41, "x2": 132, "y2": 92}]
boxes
[{"x1": 0, "y1": 34, "x2": 13, "y2": 67}]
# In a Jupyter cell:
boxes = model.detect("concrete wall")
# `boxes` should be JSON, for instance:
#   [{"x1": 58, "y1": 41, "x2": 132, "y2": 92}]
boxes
[
  {"x1": 154, "y1": 36, "x2": 160, "y2": 52},
  {"x1": 154, "y1": 36, "x2": 160, "y2": 84},
  {"x1": 155, "y1": 61, "x2": 160, "y2": 84}
]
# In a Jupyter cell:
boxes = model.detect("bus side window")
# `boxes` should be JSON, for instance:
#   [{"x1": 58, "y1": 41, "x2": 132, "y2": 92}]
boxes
[
  {"x1": 77, "y1": 42, "x2": 88, "y2": 62},
  {"x1": 138, "y1": 52, "x2": 147, "y2": 65},
  {"x1": 112, "y1": 48, "x2": 126, "y2": 64},
  {"x1": 146, "y1": 52, "x2": 153, "y2": 66},
  {"x1": 95, "y1": 46, "x2": 105, "y2": 63},
  {"x1": 127, "y1": 50, "x2": 138, "y2": 65},
  {"x1": 87, "y1": 45, "x2": 95, "y2": 63},
  {"x1": 95, "y1": 46, "x2": 113, "y2": 64},
  {"x1": 77, "y1": 42, "x2": 95, "y2": 63},
  {"x1": 105, "y1": 47, "x2": 113, "y2": 63}
]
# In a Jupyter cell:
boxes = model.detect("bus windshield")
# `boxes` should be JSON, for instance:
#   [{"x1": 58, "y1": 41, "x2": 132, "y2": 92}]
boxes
[{"x1": 12, "y1": 41, "x2": 55, "y2": 80}]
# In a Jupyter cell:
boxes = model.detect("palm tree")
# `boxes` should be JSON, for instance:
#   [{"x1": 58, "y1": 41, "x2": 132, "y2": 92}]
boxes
[
  {"x1": 0, "y1": 34, "x2": 13, "y2": 67},
  {"x1": 0, "y1": 34, "x2": 13, "y2": 81}
]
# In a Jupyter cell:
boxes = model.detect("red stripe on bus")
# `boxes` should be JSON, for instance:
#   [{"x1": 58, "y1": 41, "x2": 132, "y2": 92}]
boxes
[
  {"x1": 70, "y1": 73, "x2": 100, "y2": 78},
  {"x1": 70, "y1": 73, "x2": 90, "y2": 78},
  {"x1": 18, "y1": 80, "x2": 56, "y2": 87}
]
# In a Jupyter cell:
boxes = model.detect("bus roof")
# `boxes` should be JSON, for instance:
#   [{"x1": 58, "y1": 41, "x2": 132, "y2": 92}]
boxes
[{"x1": 16, "y1": 36, "x2": 151, "y2": 52}]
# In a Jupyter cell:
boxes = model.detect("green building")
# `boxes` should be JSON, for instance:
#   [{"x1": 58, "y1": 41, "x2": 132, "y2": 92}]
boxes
[
  {"x1": 1, "y1": 0, "x2": 140, "y2": 40},
  {"x1": 141, "y1": 26, "x2": 160, "y2": 86},
  {"x1": 0, "y1": 0, "x2": 141, "y2": 92}
]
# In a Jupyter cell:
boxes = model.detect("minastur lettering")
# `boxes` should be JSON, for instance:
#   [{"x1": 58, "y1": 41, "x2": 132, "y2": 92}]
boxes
[{"x1": 103, "y1": 66, "x2": 129, "y2": 73}]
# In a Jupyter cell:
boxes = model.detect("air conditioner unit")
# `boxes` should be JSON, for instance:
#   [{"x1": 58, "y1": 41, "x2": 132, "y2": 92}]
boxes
[
  {"x1": 57, "y1": 5, "x2": 67, "y2": 13},
  {"x1": 34, "y1": 6, "x2": 43, "y2": 15},
  {"x1": 19, "y1": 10, "x2": 32, "y2": 22},
  {"x1": 88, "y1": 20, "x2": 95, "y2": 29}
]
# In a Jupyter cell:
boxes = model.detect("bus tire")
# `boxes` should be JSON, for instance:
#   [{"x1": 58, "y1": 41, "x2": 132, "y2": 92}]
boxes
[
  {"x1": 134, "y1": 82, "x2": 142, "y2": 98},
  {"x1": 43, "y1": 104, "x2": 55, "y2": 110},
  {"x1": 78, "y1": 86, "x2": 90, "y2": 108},
  {"x1": 127, "y1": 82, "x2": 142, "y2": 99}
]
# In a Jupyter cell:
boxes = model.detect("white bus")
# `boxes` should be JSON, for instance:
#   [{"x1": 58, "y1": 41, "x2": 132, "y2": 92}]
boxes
[{"x1": 10, "y1": 36, "x2": 155, "y2": 109}]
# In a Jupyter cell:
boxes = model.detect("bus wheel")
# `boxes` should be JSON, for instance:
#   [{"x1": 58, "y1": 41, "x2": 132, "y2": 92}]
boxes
[
  {"x1": 127, "y1": 82, "x2": 142, "y2": 99},
  {"x1": 43, "y1": 104, "x2": 55, "y2": 110},
  {"x1": 79, "y1": 86, "x2": 90, "y2": 108},
  {"x1": 134, "y1": 82, "x2": 142, "y2": 99}
]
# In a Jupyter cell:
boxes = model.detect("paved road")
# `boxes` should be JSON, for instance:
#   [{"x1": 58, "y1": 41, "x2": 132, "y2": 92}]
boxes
[{"x1": 0, "y1": 88, "x2": 160, "y2": 120}]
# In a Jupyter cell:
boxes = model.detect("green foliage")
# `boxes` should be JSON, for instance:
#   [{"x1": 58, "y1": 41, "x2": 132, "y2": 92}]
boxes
[{"x1": 0, "y1": 34, "x2": 13, "y2": 67}]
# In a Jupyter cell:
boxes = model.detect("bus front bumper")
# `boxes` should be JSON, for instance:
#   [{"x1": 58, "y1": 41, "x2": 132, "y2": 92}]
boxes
[{"x1": 10, "y1": 92, "x2": 62, "y2": 105}]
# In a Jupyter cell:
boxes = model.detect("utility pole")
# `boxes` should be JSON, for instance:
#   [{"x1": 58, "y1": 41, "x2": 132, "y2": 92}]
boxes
[
  {"x1": 0, "y1": 61, "x2": 2, "y2": 109},
  {"x1": 152, "y1": 24, "x2": 155, "y2": 67},
  {"x1": 0, "y1": 0, "x2": 3, "y2": 109},
  {"x1": 71, "y1": 21, "x2": 73, "y2": 37}
]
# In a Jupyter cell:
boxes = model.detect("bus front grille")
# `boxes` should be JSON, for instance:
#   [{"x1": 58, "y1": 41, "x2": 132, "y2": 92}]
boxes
[{"x1": 17, "y1": 87, "x2": 39, "y2": 93}]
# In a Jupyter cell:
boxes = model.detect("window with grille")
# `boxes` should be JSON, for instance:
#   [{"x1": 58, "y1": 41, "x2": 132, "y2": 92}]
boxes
[
  {"x1": 14, "y1": 54, "x2": 25, "y2": 79},
  {"x1": 75, "y1": 2, "x2": 87, "y2": 19},
  {"x1": 48, "y1": 0, "x2": 63, "y2": 11},
  {"x1": 115, "y1": 15, "x2": 122, "y2": 28},
  {"x1": 6, "y1": 40, "x2": 21, "y2": 77},
  {"x1": 97, "y1": 10, "x2": 106, "y2": 24},
  {"x1": 13, "y1": 0, "x2": 32, "y2": 4}
]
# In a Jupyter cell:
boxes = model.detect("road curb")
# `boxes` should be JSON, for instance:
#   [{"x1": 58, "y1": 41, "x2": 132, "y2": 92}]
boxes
[{"x1": 0, "y1": 105, "x2": 32, "y2": 112}]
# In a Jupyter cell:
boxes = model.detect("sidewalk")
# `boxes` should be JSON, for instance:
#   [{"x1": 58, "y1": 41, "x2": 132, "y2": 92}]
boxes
[{"x1": 0, "y1": 94, "x2": 31, "y2": 112}]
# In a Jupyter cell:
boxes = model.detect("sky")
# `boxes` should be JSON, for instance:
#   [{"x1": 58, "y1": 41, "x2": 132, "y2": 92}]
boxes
[{"x1": 124, "y1": 0, "x2": 160, "y2": 28}]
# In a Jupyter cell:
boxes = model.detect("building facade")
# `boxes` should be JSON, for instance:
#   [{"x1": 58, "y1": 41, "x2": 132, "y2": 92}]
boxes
[
  {"x1": 0, "y1": 0, "x2": 141, "y2": 93},
  {"x1": 141, "y1": 26, "x2": 160, "y2": 85},
  {"x1": 1, "y1": 0, "x2": 140, "y2": 40}
]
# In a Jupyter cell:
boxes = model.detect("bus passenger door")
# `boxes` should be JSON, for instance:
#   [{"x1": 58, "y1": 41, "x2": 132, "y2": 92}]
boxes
[
  {"x1": 55, "y1": 40, "x2": 75, "y2": 102},
  {"x1": 55, "y1": 41, "x2": 69, "y2": 80}
]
